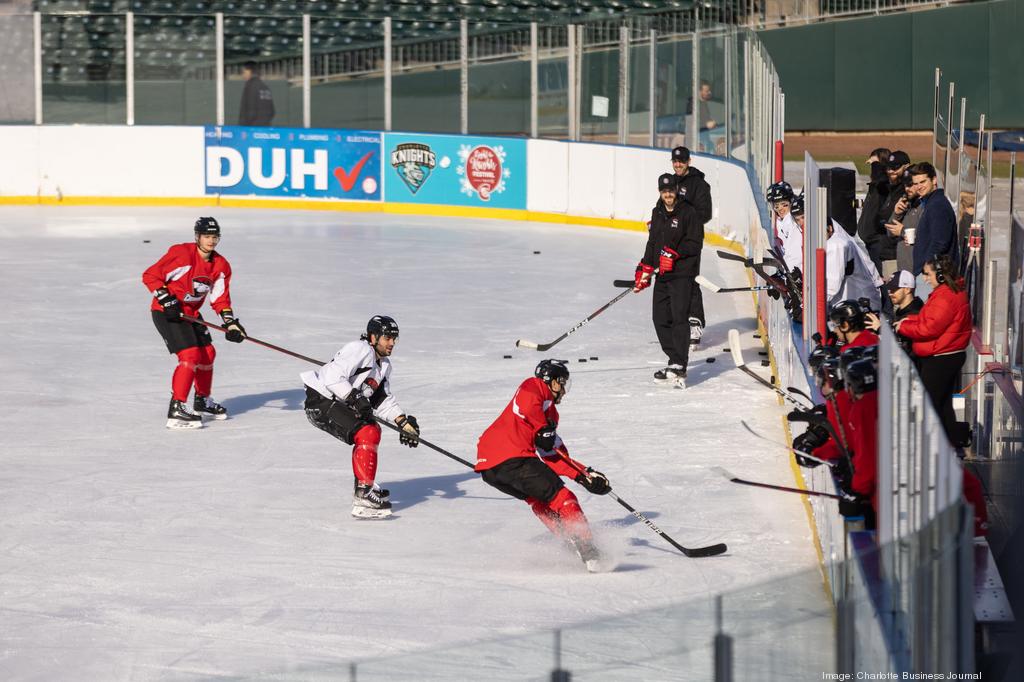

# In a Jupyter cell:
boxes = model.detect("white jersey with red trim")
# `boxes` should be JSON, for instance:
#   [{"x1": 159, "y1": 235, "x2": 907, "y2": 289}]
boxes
[
  {"x1": 775, "y1": 213, "x2": 803, "y2": 273},
  {"x1": 300, "y1": 340, "x2": 403, "y2": 423}
]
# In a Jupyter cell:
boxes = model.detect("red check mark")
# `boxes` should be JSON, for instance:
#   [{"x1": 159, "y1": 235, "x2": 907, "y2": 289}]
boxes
[{"x1": 333, "y1": 151, "x2": 374, "y2": 192}]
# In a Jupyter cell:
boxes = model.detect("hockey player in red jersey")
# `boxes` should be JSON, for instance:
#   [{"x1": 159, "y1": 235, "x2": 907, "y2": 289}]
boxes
[
  {"x1": 476, "y1": 359, "x2": 611, "y2": 571},
  {"x1": 301, "y1": 315, "x2": 420, "y2": 519},
  {"x1": 142, "y1": 217, "x2": 247, "y2": 429}
]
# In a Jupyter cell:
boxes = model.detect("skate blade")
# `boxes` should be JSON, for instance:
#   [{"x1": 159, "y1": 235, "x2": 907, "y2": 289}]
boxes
[
  {"x1": 200, "y1": 413, "x2": 228, "y2": 421},
  {"x1": 351, "y1": 506, "x2": 393, "y2": 519},
  {"x1": 672, "y1": 378, "x2": 687, "y2": 389},
  {"x1": 166, "y1": 419, "x2": 203, "y2": 430},
  {"x1": 585, "y1": 558, "x2": 613, "y2": 573}
]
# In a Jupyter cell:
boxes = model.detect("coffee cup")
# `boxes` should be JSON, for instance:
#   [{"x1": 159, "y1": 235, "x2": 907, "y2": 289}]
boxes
[{"x1": 904, "y1": 227, "x2": 916, "y2": 245}]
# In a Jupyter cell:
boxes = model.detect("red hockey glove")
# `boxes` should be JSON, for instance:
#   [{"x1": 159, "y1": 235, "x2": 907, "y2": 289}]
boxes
[
  {"x1": 658, "y1": 246, "x2": 679, "y2": 274},
  {"x1": 633, "y1": 263, "x2": 654, "y2": 292}
]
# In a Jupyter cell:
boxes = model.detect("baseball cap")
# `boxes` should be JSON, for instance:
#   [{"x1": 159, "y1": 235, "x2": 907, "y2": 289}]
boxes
[
  {"x1": 886, "y1": 151, "x2": 910, "y2": 169},
  {"x1": 658, "y1": 173, "x2": 678, "y2": 191},
  {"x1": 671, "y1": 146, "x2": 691, "y2": 162},
  {"x1": 885, "y1": 270, "x2": 915, "y2": 292}
]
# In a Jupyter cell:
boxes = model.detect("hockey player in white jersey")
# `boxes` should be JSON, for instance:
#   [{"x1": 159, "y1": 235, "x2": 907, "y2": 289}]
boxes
[
  {"x1": 767, "y1": 182, "x2": 803, "y2": 274},
  {"x1": 301, "y1": 315, "x2": 420, "y2": 519}
]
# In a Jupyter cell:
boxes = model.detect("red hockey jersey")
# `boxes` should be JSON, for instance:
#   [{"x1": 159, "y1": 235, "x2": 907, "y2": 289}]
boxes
[
  {"x1": 476, "y1": 377, "x2": 560, "y2": 472},
  {"x1": 142, "y1": 243, "x2": 233, "y2": 316}
]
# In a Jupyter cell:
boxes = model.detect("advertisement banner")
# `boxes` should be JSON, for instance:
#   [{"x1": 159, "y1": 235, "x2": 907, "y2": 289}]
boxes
[
  {"x1": 204, "y1": 126, "x2": 381, "y2": 200},
  {"x1": 383, "y1": 133, "x2": 527, "y2": 209}
]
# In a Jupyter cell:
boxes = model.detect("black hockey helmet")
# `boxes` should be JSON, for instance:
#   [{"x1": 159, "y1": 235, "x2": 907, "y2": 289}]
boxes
[
  {"x1": 839, "y1": 344, "x2": 878, "y2": 373},
  {"x1": 844, "y1": 358, "x2": 878, "y2": 395},
  {"x1": 194, "y1": 216, "x2": 221, "y2": 235},
  {"x1": 808, "y1": 343, "x2": 840, "y2": 373},
  {"x1": 815, "y1": 356, "x2": 843, "y2": 391},
  {"x1": 535, "y1": 359, "x2": 570, "y2": 386},
  {"x1": 828, "y1": 299, "x2": 867, "y2": 331},
  {"x1": 790, "y1": 193, "x2": 805, "y2": 216},
  {"x1": 366, "y1": 315, "x2": 399, "y2": 339},
  {"x1": 766, "y1": 181, "x2": 794, "y2": 204}
]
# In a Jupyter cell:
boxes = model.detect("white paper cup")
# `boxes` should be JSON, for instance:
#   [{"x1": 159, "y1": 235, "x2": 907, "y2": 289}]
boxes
[{"x1": 904, "y1": 227, "x2": 916, "y2": 245}]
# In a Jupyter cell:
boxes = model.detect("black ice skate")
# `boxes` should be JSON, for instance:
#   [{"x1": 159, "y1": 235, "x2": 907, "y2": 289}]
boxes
[
  {"x1": 653, "y1": 365, "x2": 687, "y2": 389},
  {"x1": 689, "y1": 317, "x2": 703, "y2": 346},
  {"x1": 193, "y1": 395, "x2": 228, "y2": 420},
  {"x1": 353, "y1": 477, "x2": 389, "y2": 501},
  {"x1": 352, "y1": 483, "x2": 393, "y2": 519},
  {"x1": 166, "y1": 397, "x2": 203, "y2": 430}
]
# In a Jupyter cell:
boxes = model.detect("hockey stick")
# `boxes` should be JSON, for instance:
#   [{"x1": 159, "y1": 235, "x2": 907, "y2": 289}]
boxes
[
  {"x1": 183, "y1": 315, "x2": 325, "y2": 365},
  {"x1": 374, "y1": 418, "x2": 475, "y2": 469},
  {"x1": 553, "y1": 448, "x2": 728, "y2": 558},
  {"x1": 712, "y1": 467, "x2": 847, "y2": 500},
  {"x1": 715, "y1": 250, "x2": 782, "y2": 269},
  {"x1": 739, "y1": 419, "x2": 837, "y2": 468},
  {"x1": 787, "y1": 386, "x2": 814, "y2": 404},
  {"x1": 727, "y1": 329, "x2": 812, "y2": 409},
  {"x1": 695, "y1": 275, "x2": 771, "y2": 293},
  {"x1": 516, "y1": 288, "x2": 632, "y2": 351}
]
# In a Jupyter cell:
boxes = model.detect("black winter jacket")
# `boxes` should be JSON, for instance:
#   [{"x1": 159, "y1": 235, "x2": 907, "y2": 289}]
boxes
[
  {"x1": 642, "y1": 199, "x2": 704, "y2": 278},
  {"x1": 675, "y1": 166, "x2": 713, "y2": 226}
]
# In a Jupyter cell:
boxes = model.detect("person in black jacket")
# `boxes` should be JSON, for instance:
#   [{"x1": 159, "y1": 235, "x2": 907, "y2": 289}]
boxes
[
  {"x1": 670, "y1": 146, "x2": 713, "y2": 346},
  {"x1": 868, "y1": 150, "x2": 911, "y2": 277},
  {"x1": 633, "y1": 173, "x2": 704, "y2": 388},
  {"x1": 855, "y1": 147, "x2": 891, "y2": 272},
  {"x1": 238, "y1": 61, "x2": 275, "y2": 126}
]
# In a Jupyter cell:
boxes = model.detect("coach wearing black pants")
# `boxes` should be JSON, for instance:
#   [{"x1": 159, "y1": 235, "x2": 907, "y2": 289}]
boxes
[{"x1": 633, "y1": 173, "x2": 704, "y2": 388}]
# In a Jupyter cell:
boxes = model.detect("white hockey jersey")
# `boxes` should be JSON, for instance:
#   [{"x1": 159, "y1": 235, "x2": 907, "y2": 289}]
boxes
[
  {"x1": 775, "y1": 213, "x2": 803, "y2": 274},
  {"x1": 301, "y1": 340, "x2": 403, "y2": 423},
  {"x1": 826, "y1": 221, "x2": 883, "y2": 310}
]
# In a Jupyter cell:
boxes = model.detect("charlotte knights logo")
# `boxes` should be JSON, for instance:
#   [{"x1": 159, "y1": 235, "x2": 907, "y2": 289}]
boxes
[{"x1": 391, "y1": 142, "x2": 437, "y2": 194}]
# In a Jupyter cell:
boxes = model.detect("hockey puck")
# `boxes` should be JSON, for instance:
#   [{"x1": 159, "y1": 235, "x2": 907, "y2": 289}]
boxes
[
  {"x1": 143, "y1": 239, "x2": 150, "y2": 243},
  {"x1": 503, "y1": 354, "x2": 512, "y2": 359},
  {"x1": 758, "y1": 351, "x2": 768, "y2": 356},
  {"x1": 753, "y1": 333, "x2": 761, "y2": 339},
  {"x1": 578, "y1": 358, "x2": 587, "y2": 363},
  {"x1": 533, "y1": 250, "x2": 541, "y2": 254},
  {"x1": 722, "y1": 348, "x2": 729, "y2": 353},
  {"x1": 761, "y1": 359, "x2": 771, "y2": 367},
  {"x1": 589, "y1": 356, "x2": 598, "y2": 361},
  {"x1": 706, "y1": 357, "x2": 715, "y2": 363}
]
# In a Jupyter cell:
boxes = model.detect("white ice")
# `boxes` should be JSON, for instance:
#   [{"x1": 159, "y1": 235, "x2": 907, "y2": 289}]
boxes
[{"x1": 0, "y1": 206, "x2": 830, "y2": 680}]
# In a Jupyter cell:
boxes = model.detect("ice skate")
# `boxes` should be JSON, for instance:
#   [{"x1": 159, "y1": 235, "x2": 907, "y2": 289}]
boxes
[
  {"x1": 166, "y1": 397, "x2": 203, "y2": 430},
  {"x1": 568, "y1": 537, "x2": 608, "y2": 573},
  {"x1": 193, "y1": 395, "x2": 228, "y2": 420},
  {"x1": 653, "y1": 365, "x2": 686, "y2": 388},
  {"x1": 352, "y1": 483, "x2": 393, "y2": 519},
  {"x1": 689, "y1": 317, "x2": 703, "y2": 346},
  {"x1": 354, "y1": 477, "x2": 389, "y2": 501}
]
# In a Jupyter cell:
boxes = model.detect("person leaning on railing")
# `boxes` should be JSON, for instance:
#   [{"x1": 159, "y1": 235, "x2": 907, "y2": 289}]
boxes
[{"x1": 894, "y1": 254, "x2": 972, "y2": 448}]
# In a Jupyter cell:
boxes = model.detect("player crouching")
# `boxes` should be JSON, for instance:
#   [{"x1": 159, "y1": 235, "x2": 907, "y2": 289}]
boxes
[
  {"x1": 476, "y1": 360, "x2": 612, "y2": 572},
  {"x1": 301, "y1": 315, "x2": 420, "y2": 519}
]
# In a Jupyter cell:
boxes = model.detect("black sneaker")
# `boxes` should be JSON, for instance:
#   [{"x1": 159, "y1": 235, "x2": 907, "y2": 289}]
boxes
[
  {"x1": 352, "y1": 484, "x2": 393, "y2": 519},
  {"x1": 193, "y1": 395, "x2": 228, "y2": 420},
  {"x1": 166, "y1": 397, "x2": 203, "y2": 430}
]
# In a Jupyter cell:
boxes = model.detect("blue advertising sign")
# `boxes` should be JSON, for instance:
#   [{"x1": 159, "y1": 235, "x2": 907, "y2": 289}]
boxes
[
  {"x1": 383, "y1": 133, "x2": 526, "y2": 209},
  {"x1": 204, "y1": 126, "x2": 382, "y2": 200}
]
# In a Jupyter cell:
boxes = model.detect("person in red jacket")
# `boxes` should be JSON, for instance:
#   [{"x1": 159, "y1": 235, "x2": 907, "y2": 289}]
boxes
[
  {"x1": 895, "y1": 254, "x2": 972, "y2": 446},
  {"x1": 142, "y1": 217, "x2": 247, "y2": 429},
  {"x1": 476, "y1": 360, "x2": 611, "y2": 572},
  {"x1": 840, "y1": 356, "x2": 879, "y2": 530}
]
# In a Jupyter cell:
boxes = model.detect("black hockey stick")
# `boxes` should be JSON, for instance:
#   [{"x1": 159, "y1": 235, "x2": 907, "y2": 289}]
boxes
[
  {"x1": 787, "y1": 386, "x2": 814, "y2": 404},
  {"x1": 696, "y1": 275, "x2": 772, "y2": 293},
  {"x1": 739, "y1": 419, "x2": 837, "y2": 468},
  {"x1": 183, "y1": 315, "x2": 325, "y2": 365},
  {"x1": 553, "y1": 448, "x2": 727, "y2": 558},
  {"x1": 516, "y1": 288, "x2": 632, "y2": 351},
  {"x1": 374, "y1": 418, "x2": 475, "y2": 469},
  {"x1": 727, "y1": 329, "x2": 812, "y2": 409},
  {"x1": 712, "y1": 467, "x2": 847, "y2": 500},
  {"x1": 716, "y1": 250, "x2": 782, "y2": 269}
]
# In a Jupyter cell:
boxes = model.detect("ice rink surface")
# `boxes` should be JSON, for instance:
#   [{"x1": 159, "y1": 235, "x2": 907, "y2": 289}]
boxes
[{"x1": 0, "y1": 206, "x2": 829, "y2": 679}]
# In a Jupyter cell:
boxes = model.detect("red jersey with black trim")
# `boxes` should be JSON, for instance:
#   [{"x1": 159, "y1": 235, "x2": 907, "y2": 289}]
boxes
[
  {"x1": 142, "y1": 243, "x2": 233, "y2": 316},
  {"x1": 476, "y1": 377, "x2": 559, "y2": 472},
  {"x1": 847, "y1": 391, "x2": 878, "y2": 508}
]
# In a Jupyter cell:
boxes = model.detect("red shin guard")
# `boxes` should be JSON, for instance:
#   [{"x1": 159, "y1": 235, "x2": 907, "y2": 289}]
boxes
[
  {"x1": 528, "y1": 497, "x2": 563, "y2": 535},
  {"x1": 172, "y1": 347, "x2": 203, "y2": 402},
  {"x1": 193, "y1": 344, "x2": 216, "y2": 397},
  {"x1": 548, "y1": 487, "x2": 592, "y2": 542},
  {"x1": 351, "y1": 424, "x2": 382, "y2": 485}
]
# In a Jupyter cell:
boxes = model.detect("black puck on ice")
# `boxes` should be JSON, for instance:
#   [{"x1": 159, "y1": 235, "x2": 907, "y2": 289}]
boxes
[
  {"x1": 761, "y1": 359, "x2": 771, "y2": 367},
  {"x1": 533, "y1": 250, "x2": 541, "y2": 254},
  {"x1": 503, "y1": 354, "x2": 512, "y2": 359},
  {"x1": 143, "y1": 239, "x2": 150, "y2": 243},
  {"x1": 578, "y1": 358, "x2": 587, "y2": 363},
  {"x1": 589, "y1": 356, "x2": 599, "y2": 361},
  {"x1": 753, "y1": 333, "x2": 761, "y2": 339},
  {"x1": 706, "y1": 357, "x2": 715, "y2": 363},
  {"x1": 758, "y1": 351, "x2": 768, "y2": 356}
]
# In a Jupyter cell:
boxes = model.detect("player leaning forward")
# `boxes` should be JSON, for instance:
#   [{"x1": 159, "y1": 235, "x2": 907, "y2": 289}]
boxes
[
  {"x1": 633, "y1": 173, "x2": 704, "y2": 387},
  {"x1": 142, "y1": 217, "x2": 247, "y2": 429},
  {"x1": 476, "y1": 360, "x2": 612, "y2": 572},
  {"x1": 301, "y1": 315, "x2": 420, "y2": 519}
]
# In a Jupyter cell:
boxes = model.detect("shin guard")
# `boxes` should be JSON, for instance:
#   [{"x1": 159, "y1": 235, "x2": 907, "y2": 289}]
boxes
[
  {"x1": 351, "y1": 424, "x2": 382, "y2": 486},
  {"x1": 193, "y1": 344, "x2": 216, "y2": 397},
  {"x1": 172, "y1": 347, "x2": 203, "y2": 402}
]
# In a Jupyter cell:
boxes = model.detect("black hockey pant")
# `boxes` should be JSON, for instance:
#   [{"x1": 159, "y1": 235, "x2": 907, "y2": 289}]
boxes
[{"x1": 652, "y1": 275, "x2": 696, "y2": 367}]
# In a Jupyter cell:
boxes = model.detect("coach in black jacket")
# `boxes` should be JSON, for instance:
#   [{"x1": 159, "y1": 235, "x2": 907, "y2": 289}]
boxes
[
  {"x1": 671, "y1": 146, "x2": 713, "y2": 343},
  {"x1": 633, "y1": 173, "x2": 704, "y2": 384}
]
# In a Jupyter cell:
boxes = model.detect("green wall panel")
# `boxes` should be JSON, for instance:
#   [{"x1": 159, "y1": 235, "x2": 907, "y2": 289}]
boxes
[
  {"x1": 759, "y1": 23, "x2": 836, "y2": 130},
  {"x1": 834, "y1": 13, "x2": 914, "y2": 130},
  {"x1": 988, "y1": 0, "x2": 1024, "y2": 127}
]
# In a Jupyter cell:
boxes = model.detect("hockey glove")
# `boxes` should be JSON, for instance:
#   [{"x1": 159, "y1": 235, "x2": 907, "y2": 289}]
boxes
[
  {"x1": 838, "y1": 492, "x2": 871, "y2": 519},
  {"x1": 155, "y1": 288, "x2": 182, "y2": 322},
  {"x1": 344, "y1": 389, "x2": 374, "y2": 420},
  {"x1": 396, "y1": 414, "x2": 420, "y2": 447},
  {"x1": 575, "y1": 467, "x2": 611, "y2": 495},
  {"x1": 792, "y1": 423, "x2": 830, "y2": 455},
  {"x1": 220, "y1": 309, "x2": 247, "y2": 343},
  {"x1": 658, "y1": 246, "x2": 679, "y2": 274},
  {"x1": 633, "y1": 263, "x2": 654, "y2": 292},
  {"x1": 534, "y1": 422, "x2": 558, "y2": 452}
]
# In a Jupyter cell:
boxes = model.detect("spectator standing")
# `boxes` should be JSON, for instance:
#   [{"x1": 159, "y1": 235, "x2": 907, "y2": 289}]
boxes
[
  {"x1": 907, "y1": 163, "x2": 958, "y2": 294},
  {"x1": 884, "y1": 169, "x2": 923, "y2": 275},
  {"x1": 239, "y1": 61, "x2": 275, "y2": 126},
  {"x1": 895, "y1": 255, "x2": 972, "y2": 446},
  {"x1": 858, "y1": 149, "x2": 901, "y2": 275},
  {"x1": 686, "y1": 80, "x2": 718, "y2": 152},
  {"x1": 671, "y1": 146, "x2": 713, "y2": 345}
]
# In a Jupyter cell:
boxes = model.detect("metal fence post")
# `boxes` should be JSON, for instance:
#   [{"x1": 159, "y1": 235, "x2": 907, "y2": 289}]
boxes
[
  {"x1": 551, "y1": 628, "x2": 570, "y2": 681},
  {"x1": 690, "y1": 26, "x2": 700, "y2": 151},
  {"x1": 835, "y1": 596, "x2": 855, "y2": 674},
  {"x1": 126, "y1": 12, "x2": 134, "y2": 125},
  {"x1": 713, "y1": 595, "x2": 732, "y2": 682},
  {"x1": 567, "y1": 24, "x2": 576, "y2": 141},
  {"x1": 384, "y1": 17, "x2": 392, "y2": 131},
  {"x1": 724, "y1": 30, "x2": 732, "y2": 159},
  {"x1": 215, "y1": 12, "x2": 224, "y2": 126},
  {"x1": 33, "y1": 11, "x2": 42, "y2": 124},
  {"x1": 648, "y1": 28, "x2": 656, "y2": 148},
  {"x1": 931, "y1": 67, "x2": 940, "y2": 167},
  {"x1": 943, "y1": 82, "x2": 954, "y2": 191},
  {"x1": 302, "y1": 14, "x2": 310, "y2": 128},
  {"x1": 618, "y1": 24, "x2": 629, "y2": 145},
  {"x1": 530, "y1": 22, "x2": 538, "y2": 138},
  {"x1": 460, "y1": 18, "x2": 468, "y2": 135}
]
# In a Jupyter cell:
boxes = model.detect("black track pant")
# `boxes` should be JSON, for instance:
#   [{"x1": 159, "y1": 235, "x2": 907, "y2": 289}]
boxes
[
  {"x1": 652, "y1": 275, "x2": 695, "y2": 367},
  {"x1": 918, "y1": 351, "x2": 966, "y2": 445},
  {"x1": 690, "y1": 285, "x2": 705, "y2": 328}
]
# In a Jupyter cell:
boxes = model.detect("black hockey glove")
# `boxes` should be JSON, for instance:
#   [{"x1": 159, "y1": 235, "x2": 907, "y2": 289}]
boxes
[
  {"x1": 575, "y1": 467, "x2": 611, "y2": 495},
  {"x1": 838, "y1": 492, "x2": 871, "y2": 519},
  {"x1": 155, "y1": 288, "x2": 182, "y2": 322},
  {"x1": 220, "y1": 309, "x2": 247, "y2": 343},
  {"x1": 832, "y1": 457, "x2": 852, "y2": 491},
  {"x1": 534, "y1": 422, "x2": 557, "y2": 452},
  {"x1": 792, "y1": 423, "x2": 830, "y2": 457},
  {"x1": 396, "y1": 415, "x2": 420, "y2": 448},
  {"x1": 344, "y1": 389, "x2": 373, "y2": 420}
]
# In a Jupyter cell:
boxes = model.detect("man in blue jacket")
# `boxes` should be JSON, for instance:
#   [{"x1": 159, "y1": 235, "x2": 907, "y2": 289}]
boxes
[{"x1": 909, "y1": 162, "x2": 957, "y2": 299}]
